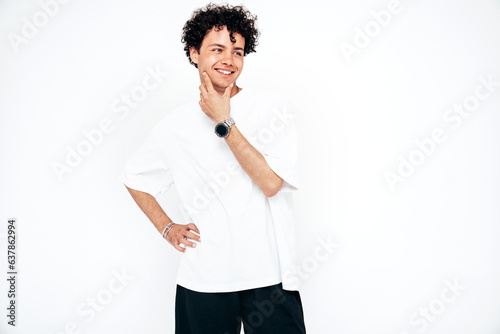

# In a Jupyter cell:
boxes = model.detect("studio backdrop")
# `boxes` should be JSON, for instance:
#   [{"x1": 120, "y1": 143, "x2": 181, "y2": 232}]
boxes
[{"x1": 1, "y1": 0, "x2": 499, "y2": 333}]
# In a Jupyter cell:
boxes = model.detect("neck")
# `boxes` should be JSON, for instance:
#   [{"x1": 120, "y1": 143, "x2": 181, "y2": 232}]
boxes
[
  {"x1": 214, "y1": 84, "x2": 240, "y2": 97},
  {"x1": 230, "y1": 85, "x2": 241, "y2": 98}
]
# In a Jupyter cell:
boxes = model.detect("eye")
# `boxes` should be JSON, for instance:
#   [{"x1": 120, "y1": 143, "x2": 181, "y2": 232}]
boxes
[
  {"x1": 234, "y1": 51, "x2": 242, "y2": 56},
  {"x1": 213, "y1": 48, "x2": 222, "y2": 52}
]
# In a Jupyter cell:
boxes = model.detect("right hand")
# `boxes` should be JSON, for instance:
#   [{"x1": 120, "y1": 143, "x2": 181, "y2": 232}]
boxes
[{"x1": 165, "y1": 223, "x2": 201, "y2": 252}]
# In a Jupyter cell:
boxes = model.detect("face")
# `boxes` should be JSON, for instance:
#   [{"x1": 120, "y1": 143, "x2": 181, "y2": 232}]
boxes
[{"x1": 190, "y1": 26, "x2": 245, "y2": 96}]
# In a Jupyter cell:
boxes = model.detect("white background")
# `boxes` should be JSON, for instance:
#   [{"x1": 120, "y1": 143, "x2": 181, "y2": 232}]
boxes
[{"x1": 1, "y1": 0, "x2": 499, "y2": 333}]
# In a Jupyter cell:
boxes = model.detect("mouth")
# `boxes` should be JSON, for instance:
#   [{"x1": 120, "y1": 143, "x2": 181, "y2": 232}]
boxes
[{"x1": 215, "y1": 68, "x2": 235, "y2": 78}]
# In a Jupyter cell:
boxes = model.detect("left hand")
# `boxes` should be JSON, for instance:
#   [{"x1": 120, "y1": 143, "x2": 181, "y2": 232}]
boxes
[{"x1": 199, "y1": 71, "x2": 232, "y2": 123}]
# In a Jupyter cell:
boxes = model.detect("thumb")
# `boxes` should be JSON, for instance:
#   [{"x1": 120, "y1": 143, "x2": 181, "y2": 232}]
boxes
[{"x1": 224, "y1": 83, "x2": 233, "y2": 98}]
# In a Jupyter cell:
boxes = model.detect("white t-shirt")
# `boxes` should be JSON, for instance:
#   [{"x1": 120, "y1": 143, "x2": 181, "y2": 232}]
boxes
[{"x1": 121, "y1": 88, "x2": 301, "y2": 292}]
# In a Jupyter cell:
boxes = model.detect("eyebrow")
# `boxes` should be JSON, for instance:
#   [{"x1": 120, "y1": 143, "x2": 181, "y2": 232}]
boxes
[{"x1": 207, "y1": 43, "x2": 244, "y2": 51}]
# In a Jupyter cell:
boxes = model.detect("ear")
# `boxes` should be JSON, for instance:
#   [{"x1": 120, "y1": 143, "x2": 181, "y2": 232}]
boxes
[{"x1": 189, "y1": 46, "x2": 199, "y2": 65}]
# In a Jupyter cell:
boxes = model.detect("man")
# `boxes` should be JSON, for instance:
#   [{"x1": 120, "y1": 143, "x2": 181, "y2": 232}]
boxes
[{"x1": 121, "y1": 4, "x2": 306, "y2": 334}]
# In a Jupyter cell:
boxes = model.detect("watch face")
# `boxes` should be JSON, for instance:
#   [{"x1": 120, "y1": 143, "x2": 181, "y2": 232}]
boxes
[{"x1": 215, "y1": 123, "x2": 229, "y2": 137}]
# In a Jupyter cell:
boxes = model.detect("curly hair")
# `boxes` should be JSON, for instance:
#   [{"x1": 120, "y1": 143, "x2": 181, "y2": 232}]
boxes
[{"x1": 181, "y1": 3, "x2": 260, "y2": 68}]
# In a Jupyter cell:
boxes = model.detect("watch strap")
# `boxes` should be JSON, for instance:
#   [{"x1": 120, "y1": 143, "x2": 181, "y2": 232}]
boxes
[{"x1": 223, "y1": 117, "x2": 235, "y2": 128}]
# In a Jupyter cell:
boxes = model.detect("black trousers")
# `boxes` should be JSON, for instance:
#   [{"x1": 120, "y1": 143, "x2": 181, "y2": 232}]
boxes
[{"x1": 175, "y1": 283, "x2": 306, "y2": 334}]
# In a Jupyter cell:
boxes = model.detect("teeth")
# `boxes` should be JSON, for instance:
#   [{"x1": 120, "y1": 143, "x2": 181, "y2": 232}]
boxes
[{"x1": 217, "y1": 69, "x2": 232, "y2": 75}]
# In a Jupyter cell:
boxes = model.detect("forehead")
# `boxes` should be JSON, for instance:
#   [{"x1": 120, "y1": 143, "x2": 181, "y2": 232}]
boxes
[{"x1": 201, "y1": 26, "x2": 245, "y2": 48}]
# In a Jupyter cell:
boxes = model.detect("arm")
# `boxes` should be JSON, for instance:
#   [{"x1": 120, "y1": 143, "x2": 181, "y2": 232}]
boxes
[
  {"x1": 199, "y1": 72, "x2": 283, "y2": 197},
  {"x1": 224, "y1": 125, "x2": 283, "y2": 197},
  {"x1": 125, "y1": 186, "x2": 201, "y2": 252}
]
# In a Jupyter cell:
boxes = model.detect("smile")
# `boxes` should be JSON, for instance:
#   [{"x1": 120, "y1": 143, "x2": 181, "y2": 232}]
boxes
[{"x1": 216, "y1": 69, "x2": 234, "y2": 76}]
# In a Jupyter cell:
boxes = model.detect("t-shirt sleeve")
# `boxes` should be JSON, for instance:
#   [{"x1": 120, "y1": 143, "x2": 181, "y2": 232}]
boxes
[
  {"x1": 120, "y1": 133, "x2": 174, "y2": 197},
  {"x1": 259, "y1": 95, "x2": 299, "y2": 192}
]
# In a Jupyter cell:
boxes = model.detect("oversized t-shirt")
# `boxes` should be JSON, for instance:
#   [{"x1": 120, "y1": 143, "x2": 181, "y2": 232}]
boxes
[{"x1": 121, "y1": 88, "x2": 301, "y2": 292}]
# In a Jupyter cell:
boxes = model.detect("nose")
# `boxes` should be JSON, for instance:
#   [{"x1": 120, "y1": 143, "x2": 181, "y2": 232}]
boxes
[{"x1": 221, "y1": 51, "x2": 234, "y2": 66}]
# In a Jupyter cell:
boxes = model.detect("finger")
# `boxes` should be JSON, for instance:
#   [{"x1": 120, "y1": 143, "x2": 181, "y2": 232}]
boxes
[
  {"x1": 184, "y1": 230, "x2": 201, "y2": 242},
  {"x1": 202, "y1": 72, "x2": 214, "y2": 92},
  {"x1": 167, "y1": 232, "x2": 186, "y2": 252},
  {"x1": 224, "y1": 82, "x2": 233, "y2": 98},
  {"x1": 178, "y1": 237, "x2": 197, "y2": 248},
  {"x1": 173, "y1": 242, "x2": 186, "y2": 252},
  {"x1": 199, "y1": 83, "x2": 208, "y2": 96},
  {"x1": 187, "y1": 223, "x2": 200, "y2": 234}
]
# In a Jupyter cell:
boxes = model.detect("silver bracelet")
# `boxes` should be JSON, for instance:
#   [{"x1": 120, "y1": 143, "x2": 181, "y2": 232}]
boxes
[{"x1": 161, "y1": 222, "x2": 175, "y2": 239}]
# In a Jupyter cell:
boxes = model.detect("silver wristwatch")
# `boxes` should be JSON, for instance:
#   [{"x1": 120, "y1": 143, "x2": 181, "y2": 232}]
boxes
[{"x1": 214, "y1": 117, "x2": 235, "y2": 138}]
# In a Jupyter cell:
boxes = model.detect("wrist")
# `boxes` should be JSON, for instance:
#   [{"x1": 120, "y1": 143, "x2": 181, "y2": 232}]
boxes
[
  {"x1": 157, "y1": 220, "x2": 170, "y2": 234},
  {"x1": 161, "y1": 221, "x2": 175, "y2": 239},
  {"x1": 214, "y1": 114, "x2": 231, "y2": 124},
  {"x1": 214, "y1": 117, "x2": 235, "y2": 138}
]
